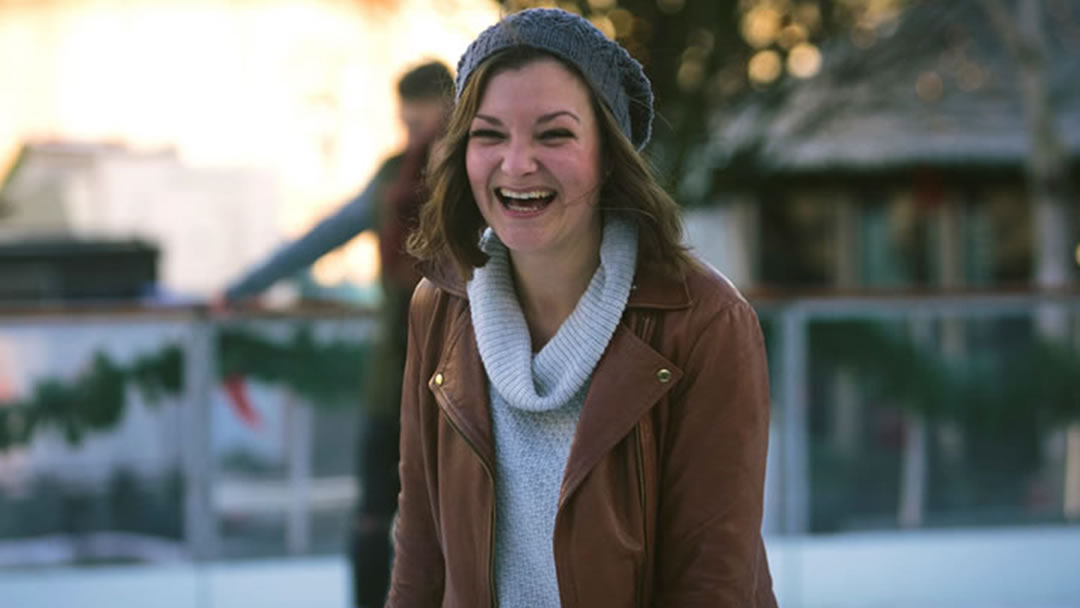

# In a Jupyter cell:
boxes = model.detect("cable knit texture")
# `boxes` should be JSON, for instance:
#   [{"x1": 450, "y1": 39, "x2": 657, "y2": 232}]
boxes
[{"x1": 466, "y1": 215, "x2": 638, "y2": 606}]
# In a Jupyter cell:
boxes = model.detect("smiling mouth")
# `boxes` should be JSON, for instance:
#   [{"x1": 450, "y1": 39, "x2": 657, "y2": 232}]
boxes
[{"x1": 495, "y1": 187, "x2": 556, "y2": 213}]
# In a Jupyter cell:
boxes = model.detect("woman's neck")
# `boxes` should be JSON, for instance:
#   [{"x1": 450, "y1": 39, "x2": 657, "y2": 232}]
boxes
[{"x1": 509, "y1": 240, "x2": 601, "y2": 350}]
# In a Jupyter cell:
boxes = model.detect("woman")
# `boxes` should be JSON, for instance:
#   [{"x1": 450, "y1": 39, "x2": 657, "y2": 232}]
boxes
[{"x1": 389, "y1": 8, "x2": 776, "y2": 607}]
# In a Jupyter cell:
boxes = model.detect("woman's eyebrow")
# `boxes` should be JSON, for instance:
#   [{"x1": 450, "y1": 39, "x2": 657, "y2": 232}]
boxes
[
  {"x1": 473, "y1": 111, "x2": 580, "y2": 126},
  {"x1": 538, "y1": 110, "x2": 580, "y2": 124},
  {"x1": 473, "y1": 114, "x2": 503, "y2": 125}
]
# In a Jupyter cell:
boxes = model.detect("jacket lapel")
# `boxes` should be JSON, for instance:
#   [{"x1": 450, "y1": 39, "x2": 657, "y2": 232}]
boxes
[
  {"x1": 420, "y1": 258, "x2": 695, "y2": 506},
  {"x1": 558, "y1": 322, "x2": 682, "y2": 507}
]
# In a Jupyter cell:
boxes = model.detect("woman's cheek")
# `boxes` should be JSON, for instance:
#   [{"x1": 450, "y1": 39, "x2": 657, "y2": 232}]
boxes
[{"x1": 465, "y1": 150, "x2": 486, "y2": 195}]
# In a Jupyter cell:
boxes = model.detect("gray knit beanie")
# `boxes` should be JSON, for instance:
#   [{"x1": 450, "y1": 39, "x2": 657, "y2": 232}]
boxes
[{"x1": 455, "y1": 8, "x2": 654, "y2": 151}]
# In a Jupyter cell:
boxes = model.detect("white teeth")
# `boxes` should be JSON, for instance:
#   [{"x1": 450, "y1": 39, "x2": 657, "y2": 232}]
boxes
[{"x1": 497, "y1": 188, "x2": 554, "y2": 200}]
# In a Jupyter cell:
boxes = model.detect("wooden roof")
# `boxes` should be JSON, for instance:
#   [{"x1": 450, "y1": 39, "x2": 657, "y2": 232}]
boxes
[{"x1": 697, "y1": 0, "x2": 1080, "y2": 180}]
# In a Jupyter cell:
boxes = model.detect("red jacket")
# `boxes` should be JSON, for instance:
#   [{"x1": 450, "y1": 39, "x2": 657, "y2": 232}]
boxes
[{"x1": 389, "y1": 258, "x2": 777, "y2": 607}]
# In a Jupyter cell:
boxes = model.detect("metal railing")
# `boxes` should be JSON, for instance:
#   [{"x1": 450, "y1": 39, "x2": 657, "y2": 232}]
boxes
[
  {"x1": 754, "y1": 289, "x2": 1080, "y2": 535},
  {"x1": 2, "y1": 290, "x2": 1079, "y2": 565},
  {"x1": 0, "y1": 305, "x2": 377, "y2": 563}
]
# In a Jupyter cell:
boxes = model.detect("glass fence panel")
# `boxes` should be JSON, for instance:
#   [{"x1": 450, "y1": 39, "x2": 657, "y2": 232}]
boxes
[
  {"x1": 210, "y1": 317, "x2": 375, "y2": 560},
  {"x1": 0, "y1": 312, "x2": 378, "y2": 567},
  {"x1": 761, "y1": 303, "x2": 1080, "y2": 535},
  {"x1": 3, "y1": 302, "x2": 1077, "y2": 578},
  {"x1": 0, "y1": 317, "x2": 190, "y2": 566},
  {"x1": 1, "y1": 300, "x2": 1078, "y2": 607}
]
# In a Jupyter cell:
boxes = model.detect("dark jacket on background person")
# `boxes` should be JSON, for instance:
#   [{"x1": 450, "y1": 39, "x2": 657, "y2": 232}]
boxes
[
  {"x1": 388, "y1": 257, "x2": 778, "y2": 608},
  {"x1": 224, "y1": 141, "x2": 431, "y2": 417},
  {"x1": 222, "y1": 142, "x2": 432, "y2": 608}
]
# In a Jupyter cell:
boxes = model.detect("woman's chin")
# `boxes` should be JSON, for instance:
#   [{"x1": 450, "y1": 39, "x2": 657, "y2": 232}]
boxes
[{"x1": 492, "y1": 230, "x2": 550, "y2": 256}]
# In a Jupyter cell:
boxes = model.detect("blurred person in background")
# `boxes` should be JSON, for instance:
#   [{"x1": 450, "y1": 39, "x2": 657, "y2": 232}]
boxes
[
  {"x1": 220, "y1": 60, "x2": 452, "y2": 608},
  {"x1": 388, "y1": 8, "x2": 776, "y2": 607}
]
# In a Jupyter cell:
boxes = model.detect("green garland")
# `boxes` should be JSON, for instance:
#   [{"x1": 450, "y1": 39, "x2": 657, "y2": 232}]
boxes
[
  {"x1": 217, "y1": 325, "x2": 370, "y2": 407},
  {"x1": 0, "y1": 347, "x2": 182, "y2": 450},
  {"x1": 2, "y1": 321, "x2": 1077, "y2": 452},
  {"x1": 0, "y1": 326, "x2": 370, "y2": 451}
]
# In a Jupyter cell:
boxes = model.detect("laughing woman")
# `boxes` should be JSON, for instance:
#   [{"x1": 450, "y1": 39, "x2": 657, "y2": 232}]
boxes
[{"x1": 388, "y1": 8, "x2": 777, "y2": 607}]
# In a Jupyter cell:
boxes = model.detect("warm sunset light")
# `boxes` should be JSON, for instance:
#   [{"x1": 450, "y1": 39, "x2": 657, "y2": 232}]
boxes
[
  {"x1": 748, "y1": 49, "x2": 783, "y2": 85},
  {"x1": 778, "y1": 23, "x2": 809, "y2": 49},
  {"x1": 741, "y1": 5, "x2": 782, "y2": 49},
  {"x1": 0, "y1": 0, "x2": 498, "y2": 289},
  {"x1": 787, "y1": 42, "x2": 822, "y2": 78}
]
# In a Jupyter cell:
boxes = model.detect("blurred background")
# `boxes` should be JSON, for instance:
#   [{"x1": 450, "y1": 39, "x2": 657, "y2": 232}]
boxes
[{"x1": 0, "y1": 0, "x2": 1078, "y2": 607}]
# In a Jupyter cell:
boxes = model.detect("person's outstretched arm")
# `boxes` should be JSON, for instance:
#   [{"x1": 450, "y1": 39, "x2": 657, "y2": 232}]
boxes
[{"x1": 223, "y1": 172, "x2": 382, "y2": 301}]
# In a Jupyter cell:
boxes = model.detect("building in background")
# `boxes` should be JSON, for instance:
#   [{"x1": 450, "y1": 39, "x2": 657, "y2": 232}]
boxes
[
  {"x1": 690, "y1": 0, "x2": 1080, "y2": 292},
  {"x1": 684, "y1": 0, "x2": 1080, "y2": 535},
  {"x1": 0, "y1": 141, "x2": 279, "y2": 299}
]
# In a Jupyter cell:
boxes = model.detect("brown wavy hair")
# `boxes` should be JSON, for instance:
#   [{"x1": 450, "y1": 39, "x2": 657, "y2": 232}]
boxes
[{"x1": 407, "y1": 47, "x2": 689, "y2": 280}]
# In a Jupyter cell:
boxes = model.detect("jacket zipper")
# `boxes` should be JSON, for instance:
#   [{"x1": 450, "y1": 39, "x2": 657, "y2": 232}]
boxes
[
  {"x1": 631, "y1": 311, "x2": 653, "y2": 608},
  {"x1": 634, "y1": 424, "x2": 647, "y2": 608},
  {"x1": 438, "y1": 407, "x2": 498, "y2": 608}
]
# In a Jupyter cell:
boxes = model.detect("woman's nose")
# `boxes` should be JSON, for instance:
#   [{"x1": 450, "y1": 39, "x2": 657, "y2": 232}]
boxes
[{"x1": 500, "y1": 139, "x2": 538, "y2": 176}]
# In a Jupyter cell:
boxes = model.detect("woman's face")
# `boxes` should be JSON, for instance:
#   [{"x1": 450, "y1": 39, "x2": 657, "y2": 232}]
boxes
[{"x1": 465, "y1": 58, "x2": 604, "y2": 262}]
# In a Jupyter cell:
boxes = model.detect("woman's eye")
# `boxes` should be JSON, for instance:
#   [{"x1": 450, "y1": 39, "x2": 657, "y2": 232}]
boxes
[
  {"x1": 469, "y1": 129, "x2": 503, "y2": 139},
  {"x1": 540, "y1": 129, "x2": 574, "y2": 141}
]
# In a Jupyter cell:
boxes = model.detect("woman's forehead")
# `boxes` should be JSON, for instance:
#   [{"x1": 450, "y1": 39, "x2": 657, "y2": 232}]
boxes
[{"x1": 477, "y1": 60, "x2": 592, "y2": 110}]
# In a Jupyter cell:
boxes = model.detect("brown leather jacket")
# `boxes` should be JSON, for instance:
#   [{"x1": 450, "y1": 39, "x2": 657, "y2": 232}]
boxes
[{"x1": 388, "y1": 258, "x2": 777, "y2": 608}]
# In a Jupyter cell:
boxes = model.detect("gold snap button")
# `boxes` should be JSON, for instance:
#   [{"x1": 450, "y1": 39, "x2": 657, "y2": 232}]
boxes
[
  {"x1": 656, "y1": 368, "x2": 672, "y2": 383},
  {"x1": 434, "y1": 373, "x2": 444, "y2": 386}
]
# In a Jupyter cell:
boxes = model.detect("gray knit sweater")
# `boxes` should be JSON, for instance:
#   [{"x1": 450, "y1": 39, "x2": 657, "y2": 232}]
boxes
[{"x1": 466, "y1": 216, "x2": 638, "y2": 607}]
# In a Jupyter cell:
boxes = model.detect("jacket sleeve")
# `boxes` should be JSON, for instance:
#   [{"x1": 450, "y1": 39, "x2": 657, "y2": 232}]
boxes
[
  {"x1": 655, "y1": 299, "x2": 776, "y2": 607},
  {"x1": 386, "y1": 285, "x2": 445, "y2": 607},
  {"x1": 223, "y1": 173, "x2": 379, "y2": 301}
]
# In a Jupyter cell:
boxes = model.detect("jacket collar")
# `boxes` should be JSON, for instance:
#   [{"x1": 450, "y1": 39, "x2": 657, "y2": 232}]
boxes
[
  {"x1": 417, "y1": 256, "x2": 692, "y2": 311},
  {"x1": 427, "y1": 296, "x2": 682, "y2": 508},
  {"x1": 421, "y1": 253, "x2": 689, "y2": 508}
]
